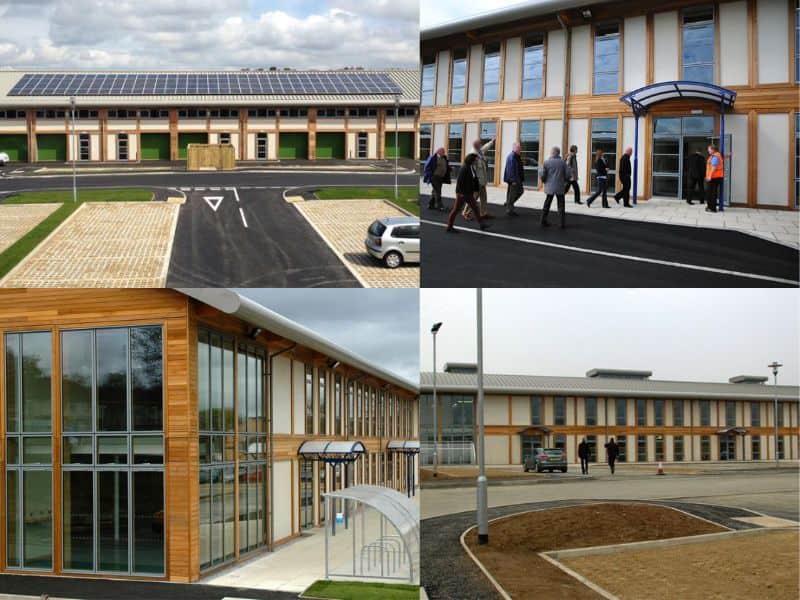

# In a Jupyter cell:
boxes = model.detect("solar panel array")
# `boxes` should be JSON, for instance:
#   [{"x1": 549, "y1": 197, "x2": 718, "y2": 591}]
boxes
[{"x1": 8, "y1": 72, "x2": 404, "y2": 97}]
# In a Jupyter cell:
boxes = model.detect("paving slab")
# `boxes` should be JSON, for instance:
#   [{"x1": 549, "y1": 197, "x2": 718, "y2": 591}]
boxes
[
  {"x1": 0, "y1": 202, "x2": 179, "y2": 287},
  {"x1": 0, "y1": 203, "x2": 61, "y2": 253}
]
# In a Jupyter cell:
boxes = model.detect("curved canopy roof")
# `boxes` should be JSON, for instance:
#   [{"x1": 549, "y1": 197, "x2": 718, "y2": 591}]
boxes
[
  {"x1": 620, "y1": 81, "x2": 737, "y2": 117},
  {"x1": 324, "y1": 484, "x2": 419, "y2": 582},
  {"x1": 387, "y1": 440, "x2": 421, "y2": 453},
  {"x1": 298, "y1": 440, "x2": 366, "y2": 461},
  {"x1": 717, "y1": 427, "x2": 748, "y2": 435}
]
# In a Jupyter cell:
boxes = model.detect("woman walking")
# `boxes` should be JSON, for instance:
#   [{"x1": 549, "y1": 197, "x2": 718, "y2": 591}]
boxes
[
  {"x1": 446, "y1": 153, "x2": 490, "y2": 232},
  {"x1": 586, "y1": 149, "x2": 610, "y2": 208}
]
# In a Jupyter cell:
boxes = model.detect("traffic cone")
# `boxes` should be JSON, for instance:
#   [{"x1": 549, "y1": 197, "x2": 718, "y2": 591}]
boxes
[{"x1": 657, "y1": 462, "x2": 665, "y2": 475}]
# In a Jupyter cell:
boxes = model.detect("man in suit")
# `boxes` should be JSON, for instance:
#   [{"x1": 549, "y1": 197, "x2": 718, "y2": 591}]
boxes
[
  {"x1": 604, "y1": 437, "x2": 620, "y2": 475},
  {"x1": 539, "y1": 146, "x2": 570, "y2": 228},
  {"x1": 614, "y1": 147, "x2": 633, "y2": 207},
  {"x1": 578, "y1": 438, "x2": 589, "y2": 475},
  {"x1": 423, "y1": 147, "x2": 450, "y2": 211},
  {"x1": 503, "y1": 142, "x2": 525, "y2": 216},
  {"x1": 686, "y1": 150, "x2": 706, "y2": 205}
]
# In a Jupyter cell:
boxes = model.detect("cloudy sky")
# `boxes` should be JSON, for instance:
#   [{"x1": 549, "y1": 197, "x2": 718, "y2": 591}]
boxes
[
  {"x1": 237, "y1": 288, "x2": 419, "y2": 384},
  {"x1": 421, "y1": 0, "x2": 538, "y2": 30},
  {"x1": 0, "y1": 0, "x2": 418, "y2": 70},
  {"x1": 420, "y1": 289, "x2": 799, "y2": 385}
]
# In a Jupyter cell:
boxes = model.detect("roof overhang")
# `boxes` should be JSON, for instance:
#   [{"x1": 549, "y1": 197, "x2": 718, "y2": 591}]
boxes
[
  {"x1": 620, "y1": 81, "x2": 737, "y2": 117},
  {"x1": 298, "y1": 440, "x2": 366, "y2": 462},
  {"x1": 387, "y1": 440, "x2": 421, "y2": 454},
  {"x1": 717, "y1": 427, "x2": 748, "y2": 435},
  {"x1": 518, "y1": 426, "x2": 552, "y2": 435},
  {"x1": 179, "y1": 288, "x2": 418, "y2": 394}
]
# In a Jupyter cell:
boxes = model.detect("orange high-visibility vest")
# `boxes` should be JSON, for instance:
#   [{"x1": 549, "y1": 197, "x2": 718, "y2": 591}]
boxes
[{"x1": 706, "y1": 151, "x2": 723, "y2": 180}]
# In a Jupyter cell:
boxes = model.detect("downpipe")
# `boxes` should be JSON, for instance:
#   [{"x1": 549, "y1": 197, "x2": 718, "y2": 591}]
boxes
[
  {"x1": 558, "y1": 14, "x2": 571, "y2": 152},
  {"x1": 268, "y1": 343, "x2": 296, "y2": 551}
]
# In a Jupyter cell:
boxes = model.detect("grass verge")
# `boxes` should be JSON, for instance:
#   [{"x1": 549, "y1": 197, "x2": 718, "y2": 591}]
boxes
[
  {"x1": 0, "y1": 188, "x2": 152, "y2": 279},
  {"x1": 314, "y1": 186, "x2": 419, "y2": 216},
  {"x1": 303, "y1": 580, "x2": 419, "y2": 600}
]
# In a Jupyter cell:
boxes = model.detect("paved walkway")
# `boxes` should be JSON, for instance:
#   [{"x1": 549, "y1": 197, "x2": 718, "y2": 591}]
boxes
[
  {"x1": 294, "y1": 199, "x2": 419, "y2": 288},
  {"x1": 0, "y1": 202, "x2": 179, "y2": 287},
  {"x1": 426, "y1": 181, "x2": 799, "y2": 248},
  {"x1": 0, "y1": 203, "x2": 60, "y2": 253}
]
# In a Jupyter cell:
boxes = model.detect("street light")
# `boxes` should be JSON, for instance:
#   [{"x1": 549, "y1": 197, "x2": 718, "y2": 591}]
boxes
[
  {"x1": 69, "y1": 96, "x2": 77, "y2": 203},
  {"x1": 476, "y1": 288, "x2": 488, "y2": 545},
  {"x1": 768, "y1": 361, "x2": 782, "y2": 468},
  {"x1": 393, "y1": 95, "x2": 399, "y2": 201},
  {"x1": 431, "y1": 321, "x2": 442, "y2": 477}
]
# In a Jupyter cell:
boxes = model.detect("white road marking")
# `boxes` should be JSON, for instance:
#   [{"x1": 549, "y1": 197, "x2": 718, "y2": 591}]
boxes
[
  {"x1": 231, "y1": 187, "x2": 240, "y2": 203},
  {"x1": 203, "y1": 196, "x2": 224, "y2": 212},
  {"x1": 210, "y1": 187, "x2": 221, "y2": 191},
  {"x1": 421, "y1": 219, "x2": 799, "y2": 286},
  {"x1": 195, "y1": 187, "x2": 206, "y2": 191},
  {"x1": 239, "y1": 207, "x2": 248, "y2": 228},
  {"x1": 179, "y1": 187, "x2": 192, "y2": 191}
]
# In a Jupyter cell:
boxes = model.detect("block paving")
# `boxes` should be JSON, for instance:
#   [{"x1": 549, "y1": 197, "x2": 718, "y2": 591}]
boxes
[{"x1": 0, "y1": 203, "x2": 61, "y2": 253}]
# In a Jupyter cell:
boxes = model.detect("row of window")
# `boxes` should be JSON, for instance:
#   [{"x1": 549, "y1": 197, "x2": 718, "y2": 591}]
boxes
[
  {"x1": 22, "y1": 107, "x2": 416, "y2": 121},
  {"x1": 422, "y1": 6, "x2": 720, "y2": 106},
  {"x1": 0, "y1": 110, "x2": 25, "y2": 119}
]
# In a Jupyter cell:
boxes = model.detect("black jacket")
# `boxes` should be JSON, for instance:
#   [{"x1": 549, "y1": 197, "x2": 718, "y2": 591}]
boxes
[
  {"x1": 578, "y1": 441, "x2": 588, "y2": 459},
  {"x1": 688, "y1": 153, "x2": 706, "y2": 180},
  {"x1": 605, "y1": 441, "x2": 619, "y2": 460},
  {"x1": 618, "y1": 154, "x2": 631, "y2": 179},
  {"x1": 595, "y1": 156, "x2": 608, "y2": 177},
  {"x1": 455, "y1": 164, "x2": 479, "y2": 198}
]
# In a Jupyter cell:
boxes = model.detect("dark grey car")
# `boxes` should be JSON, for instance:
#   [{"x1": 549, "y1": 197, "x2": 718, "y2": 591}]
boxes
[{"x1": 524, "y1": 448, "x2": 567, "y2": 473}]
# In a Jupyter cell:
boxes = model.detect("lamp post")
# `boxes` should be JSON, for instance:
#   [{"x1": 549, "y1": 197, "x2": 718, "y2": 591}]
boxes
[
  {"x1": 70, "y1": 96, "x2": 77, "y2": 203},
  {"x1": 394, "y1": 95, "x2": 399, "y2": 201},
  {"x1": 768, "y1": 361, "x2": 782, "y2": 467},
  {"x1": 431, "y1": 322, "x2": 442, "y2": 477},
  {"x1": 476, "y1": 288, "x2": 488, "y2": 545}
]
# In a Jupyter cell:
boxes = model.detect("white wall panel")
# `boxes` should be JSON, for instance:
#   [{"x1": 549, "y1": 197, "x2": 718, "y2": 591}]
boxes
[
  {"x1": 653, "y1": 11, "x2": 679, "y2": 82},
  {"x1": 567, "y1": 118, "x2": 589, "y2": 184},
  {"x1": 542, "y1": 119, "x2": 564, "y2": 158},
  {"x1": 757, "y1": 113, "x2": 789, "y2": 206},
  {"x1": 757, "y1": 0, "x2": 790, "y2": 84},
  {"x1": 106, "y1": 134, "x2": 116, "y2": 161},
  {"x1": 432, "y1": 123, "x2": 446, "y2": 152},
  {"x1": 511, "y1": 396, "x2": 530, "y2": 425},
  {"x1": 465, "y1": 122, "x2": 479, "y2": 149},
  {"x1": 720, "y1": 1, "x2": 749, "y2": 86},
  {"x1": 485, "y1": 435, "x2": 508, "y2": 465},
  {"x1": 623, "y1": 16, "x2": 647, "y2": 91},
  {"x1": 725, "y1": 113, "x2": 748, "y2": 204},
  {"x1": 501, "y1": 120, "x2": 518, "y2": 169},
  {"x1": 468, "y1": 44, "x2": 483, "y2": 103},
  {"x1": 273, "y1": 461, "x2": 293, "y2": 541},
  {"x1": 504, "y1": 37, "x2": 522, "y2": 101},
  {"x1": 435, "y1": 50, "x2": 450, "y2": 106},
  {"x1": 272, "y1": 355, "x2": 292, "y2": 434},
  {"x1": 570, "y1": 25, "x2": 591, "y2": 95},
  {"x1": 292, "y1": 360, "x2": 305, "y2": 435},
  {"x1": 484, "y1": 395, "x2": 508, "y2": 425},
  {"x1": 545, "y1": 29, "x2": 566, "y2": 97}
]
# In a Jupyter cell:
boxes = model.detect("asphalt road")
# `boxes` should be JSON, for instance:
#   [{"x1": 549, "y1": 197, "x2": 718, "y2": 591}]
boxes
[{"x1": 421, "y1": 195, "x2": 799, "y2": 287}]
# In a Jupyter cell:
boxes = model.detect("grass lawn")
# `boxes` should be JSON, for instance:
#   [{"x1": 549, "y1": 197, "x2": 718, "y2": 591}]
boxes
[
  {"x1": 303, "y1": 580, "x2": 419, "y2": 600},
  {"x1": 314, "y1": 186, "x2": 419, "y2": 216},
  {"x1": 0, "y1": 188, "x2": 152, "y2": 279}
]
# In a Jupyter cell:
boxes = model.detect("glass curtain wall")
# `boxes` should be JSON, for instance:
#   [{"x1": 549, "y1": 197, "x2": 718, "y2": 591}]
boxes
[
  {"x1": 479, "y1": 121, "x2": 497, "y2": 182},
  {"x1": 447, "y1": 123, "x2": 463, "y2": 164},
  {"x1": 593, "y1": 23, "x2": 620, "y2": 94},
  {"x1": 519, "y1": 120, "x2": 540, "y2": 187},
  {"x1": 451, "y1": 49, "x2": 467, "y2": 105},
  {"x1": 522, "y1": 34, "x2": 544, "y2": 99},
  {"x1": 482, "y1": 43, "x2": 501, "y2": 102},
  {"x1": 682, "y1": 6, "x2": 715, "y2": 83},
  {"x1": 590, "y1": 118, "x2": 617, "y2": 192}
]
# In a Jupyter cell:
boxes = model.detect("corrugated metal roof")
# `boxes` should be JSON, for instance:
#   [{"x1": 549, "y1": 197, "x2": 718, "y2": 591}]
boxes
[
  {"x1": 0, "y1": 69, "x2": 419, "y2": 107},
  {"x1": 419, "y1": 372, "x2": 799, "y2": 402}
]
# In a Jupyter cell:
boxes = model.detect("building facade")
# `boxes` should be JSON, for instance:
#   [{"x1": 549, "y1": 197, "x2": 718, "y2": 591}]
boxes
[
  {"x1": 0, "y1": 288, "x2": 418, "y2": 582},
  {"x1": 0, "y1": 69, "x2": 419, "y2": 163},
  {"x1": 420, "y1": 365, "x2": 799, "y2": 466},
  {"x1": 420, "y1": 0, "x2": 799, "y2": 209}
]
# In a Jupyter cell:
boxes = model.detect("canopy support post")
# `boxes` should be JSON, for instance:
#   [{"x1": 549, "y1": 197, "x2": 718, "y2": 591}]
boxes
[
  {"x1": 719, "y1": 103, "x2": 725, "y2": 212},
  {"x1": 633, "y1": 113, "x2": 640, "y2": 205}
]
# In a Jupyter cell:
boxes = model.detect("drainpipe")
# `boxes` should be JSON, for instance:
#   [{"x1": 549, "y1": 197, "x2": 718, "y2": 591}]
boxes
[
  {"x1": 268, "y1": 342, "x2": 296, "y2": 551},
  {"x1": 557, "y1": 14, "x2": 570, "y2": 152}
]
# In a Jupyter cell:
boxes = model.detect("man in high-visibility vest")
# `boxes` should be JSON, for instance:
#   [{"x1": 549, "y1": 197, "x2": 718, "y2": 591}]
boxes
[{"x1": 705, "y1": 144, "x2": 724, "y2": 213}]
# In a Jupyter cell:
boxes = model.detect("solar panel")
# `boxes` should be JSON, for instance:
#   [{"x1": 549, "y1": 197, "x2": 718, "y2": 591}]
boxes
[{"x1": 7, "y1": 71, "x2": 404, "y2": 97}]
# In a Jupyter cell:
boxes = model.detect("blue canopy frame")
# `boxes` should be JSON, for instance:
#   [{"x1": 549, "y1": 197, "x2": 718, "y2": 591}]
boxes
[{"x1": 620, "y1": 81, "x2": 737, "y2": 211}]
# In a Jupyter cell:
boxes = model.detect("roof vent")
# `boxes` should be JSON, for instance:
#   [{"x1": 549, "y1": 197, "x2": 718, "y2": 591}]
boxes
[
  {"x1": 586, "y1": 368, "x2": 652, "y2": 379},
  {"x1": 444, "y1": 362, "x2": 477, "y2": 374},
  {"x1": 728, "y1": 375, "x2": 768, "y2": 384}
]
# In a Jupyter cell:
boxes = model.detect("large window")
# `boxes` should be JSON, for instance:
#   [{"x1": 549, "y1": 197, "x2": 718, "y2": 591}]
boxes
[
  {"x1": 700, "y1": 435, "x2": 711, "y2": 461},
  {"x1": 522, "y1": 34, "x2": 544, "y2": 99},
  {"x1": 60, "y1": 326, "x2": 164, "y2": 576},
  {"x1": 699, "y1": 400, "x2": 711, "y2": 426},
  {"x1": 419, "y1": 123, "x2": 432, "y2": 164},
  {"x1": 335, "y1": 376, "x2": 342, "y2": 436},
  {"x1": 5, "y1": 331, "x2": 52, "y2": 570},
  {"x1": 751, "y1": 402, "x2": 761, "y2": 427},
  {"x1": 796, "y1": 1, "x2": 800, "y2": 82},
  {"x1": 554, "y1": 397, "x2": 566, "y2": 425},
  {"x1": 451, "y1": 49, "x2": 467, "y2": 105},
  {"x1": 637, "y1": 435, "x2": 647, "y2": 462},
  {"x1": 299, "y1": 460, "x2": 314, "y2": 529},
  {"x1": 654, "y1": 399, "x2": 664, "y2": 427},
  {"x1": 519, "y1": 120, "x2": 540, "y2": 187},
  {"x1": 319, "y1": 372, "x2": 327, "y2": 435},
  {"x1": 448, "y1": 123, "x2": 464, "y2": 163},
  {"x1": 777, "y1": 401, "x2": 784, "y2": 427},
  {"x1": 636, "y1": 399, "x2": 646, "y2": 426},
  {"x1": 674, "y1": 436, "x2": 684, "y2": 462},
  {"x1": 530, "y1": 396, "x2": 542, "y2": 425},
  {"x1": 778, "y1": 435, "x2": 785, "y2": 459},
  {"x1": 751, "y1": 435, "x2": 761, "y2": 460},
  {"x1": 682, "y1": 6, "x2": 715, "y2": 83},
  {"x1": 654, "y1": 435, "x2": 665, "y2": 461},
  {"x1": 348, "y1": 383, "x2": 355, "y2": 436},
  {"x1": 585, "y1": 397, "x2": 597, "y2": 426},
  {"x1": 422, "y1": 55, "x2": 436, "y2": 106},
  {"x1": 591, "y1": 118, "x2": 617, "y2": 192},
  {"x1": 726, "y1": 401, "x2": 736, "y2": 427},
  {"x1": 593, "y1": 23, "x2": 620, "y2": 94},
  {"x1": 482, "y1": 42, "x2": 501, "y2": 102},
  {"x1": 673, "y1": 400, "x2": 684, "y2": 427},
  {"x1": 305, "y1": 366, "x2": 314, "y2": 434},
  {"x1": 616, "y1": 398, "x2": 626, "y2": 425},
  {"x1": 479, "y1": 121, "x2": 497, "y2": 182}
]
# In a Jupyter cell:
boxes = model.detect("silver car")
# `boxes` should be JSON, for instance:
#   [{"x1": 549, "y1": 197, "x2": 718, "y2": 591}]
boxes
[
  {"x1": 365, "y1": 216, "x2": 420, "y2": 268},
  {"x1": 0, "y1": 152, "x2": 9, "y2": 166}
]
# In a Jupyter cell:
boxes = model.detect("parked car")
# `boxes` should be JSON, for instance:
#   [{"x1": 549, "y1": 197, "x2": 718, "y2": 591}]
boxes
[
  {"x1": 0, "y1": 152, "x2": 9, "y2": 166},
  {"x1": 365, "y1": 216, "x2": 420, "y2": 268},
  {"x1": 524, "y1": 448, "x2": 568, "y2": 473}
]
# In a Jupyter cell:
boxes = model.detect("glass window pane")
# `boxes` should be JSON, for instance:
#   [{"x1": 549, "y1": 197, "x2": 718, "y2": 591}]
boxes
[
  {"x1": 248, "y1": 353, "x2": 258, "y2": 432},
  {"x1": 6, "y1": 470, "x2": 19, "y2": 567},
  {"x1": 5, "y1": 333, "x2": 19, "y2": 432},
  {"x1": 98, "y1": 471, "x2": 128, "y2": 572},
  {"x1": 23, "y1": 469, "x2": 52, "y2": 569},
  {"x1": 199, "y1": 331, "x2": 210, "y2": 431},
  {"x1": 238, "y1": 350, "x2": 247, "y2": 429},
  {"x1": 23, "y1": 436, "x2": 51, "y2": 464},
  {"x1": 210, "y1": 335, "x2": 222, "y2": 431},
  {"x1": 63, "y1": 471, "x2": 93, "y2": 570},
  {"x1": 224, "y1": 466, "x2": 235, "y2": 560},
  {"x1": 63, "y1": 436, "x2": 92, "y2": 464},
  {"x1": 22, "y1": 332, "x2": 52, "y2": 432},
  {"x1": 133, "y1": 471, "x2": 164, "y2": 575},
  {"x1": 211, "y1": 468, "x2": 224, "y2": 564},
  {"x1": 133, "y1": 436, "x2": 164, "y2": 464},
  {"x1": 131, "y1": 327, "x2": 163, "y2": 431},
  {"x1": 200, "y1": 470, "x2": 211, "y2": 569},
  {"x1": 223, "y1": 340, "x2": 234, "y2": 431},
  {"x1": 62, "y1": 330, "x2": 93, "y2": 432},
  {"x1": 7, "y1": 437, "x2": 19, "y2": 464},
  {"x1": 96, "y1": 329, "x2": 127, "y2": 431},
  {"x1": 98, "y1": 436, "x2": 128, "y2": 464},
  {"x1": 654, "y1": 118, "x2": 681, "y2": 135}
]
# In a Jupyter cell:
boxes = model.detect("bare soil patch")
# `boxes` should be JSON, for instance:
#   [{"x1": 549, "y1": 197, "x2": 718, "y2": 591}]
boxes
[
  {"x1": 464, "y1": 503, "x2": 725, "y2": 599},
  {"x1": 563, "y1": 528, "x2": 799, "y2": 599}
]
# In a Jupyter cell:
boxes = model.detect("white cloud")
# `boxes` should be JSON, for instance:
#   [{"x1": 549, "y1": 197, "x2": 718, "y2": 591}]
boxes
[{"x1": 420, "y1": 0, "x2": 539, "y2": 30}]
